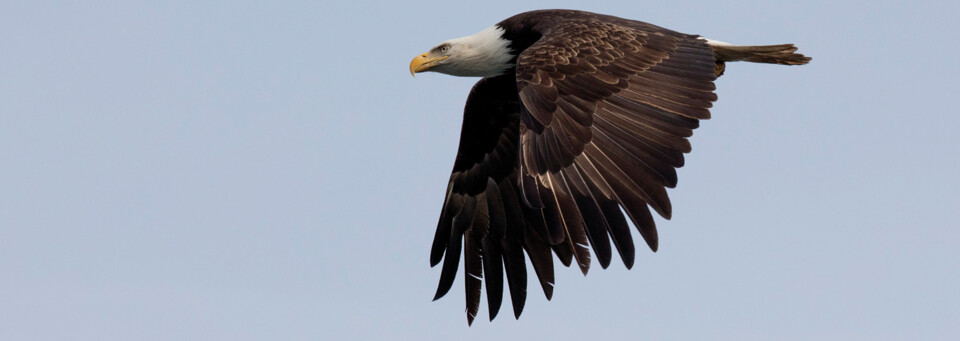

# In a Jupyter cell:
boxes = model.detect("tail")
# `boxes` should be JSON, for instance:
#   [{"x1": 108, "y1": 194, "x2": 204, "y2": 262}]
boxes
[{"x1": 703, "y1": 39, "x2": 811, "y2": 76}]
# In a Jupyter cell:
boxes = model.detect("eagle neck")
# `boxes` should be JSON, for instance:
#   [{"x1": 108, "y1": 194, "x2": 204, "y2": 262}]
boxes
[{"x1": 496, "y1": 16, "x2": 546, "y2": 64}]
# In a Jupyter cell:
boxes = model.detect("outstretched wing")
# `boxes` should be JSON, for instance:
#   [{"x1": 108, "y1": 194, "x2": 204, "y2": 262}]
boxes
[{"x1": 514, "y1": 14, "x2": 718, "y2": 272}]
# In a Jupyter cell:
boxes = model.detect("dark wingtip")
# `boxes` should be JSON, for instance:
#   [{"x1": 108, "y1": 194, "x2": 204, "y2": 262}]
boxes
[
  {"x1": 467, "y1": 312, "x2": 476, "y2": 326},
  {"x1": 512, "y1": 300, "x2": 525, "y2": 319},
  {"x1": 433, "y1": 285, "x2": 450, "y2": 301},
  {"x1": 659, "y1": 204, "x2": 672, "y2": 220},
  {"x1": 594, "y1": 254, "x2": 612, "y2": 269}
]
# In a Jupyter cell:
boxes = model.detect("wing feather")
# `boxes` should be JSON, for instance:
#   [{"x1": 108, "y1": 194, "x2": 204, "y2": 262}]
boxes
[
  {"x1": 481, "y1": 180, "x2": 505, "y2": 321},
  {"x1": 463, "y1": 192, "x2": 488, "y2": 325},
  {"x1": 523, "y1": 207, "x2": 556, "y2": 300}
]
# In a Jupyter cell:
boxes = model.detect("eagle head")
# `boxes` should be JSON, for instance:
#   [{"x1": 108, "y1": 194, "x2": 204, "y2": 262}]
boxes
[{"x1": 410, "y1": 26, "x2": 515, "y2": 78}]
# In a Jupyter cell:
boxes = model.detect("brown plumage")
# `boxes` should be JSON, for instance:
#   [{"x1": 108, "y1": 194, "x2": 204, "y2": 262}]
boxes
[{"x1": 419, "y1": 9, "x2": 810, "y2": 325}]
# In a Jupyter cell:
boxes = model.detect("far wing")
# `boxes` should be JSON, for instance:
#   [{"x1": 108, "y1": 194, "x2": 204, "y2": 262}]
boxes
[{"x1": 430, "y1": 75, "x2": 534, "y2": 325}]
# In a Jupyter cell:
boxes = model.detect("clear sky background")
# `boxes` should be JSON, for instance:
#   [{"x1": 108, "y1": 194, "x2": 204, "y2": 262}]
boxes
[{"x1": 2, "y1": 1, "x2": 958, "y2": 340}]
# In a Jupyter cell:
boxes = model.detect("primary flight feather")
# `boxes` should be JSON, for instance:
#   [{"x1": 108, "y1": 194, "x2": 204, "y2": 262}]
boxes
[{"x1": 409, "y1": 9, "x2": 810, "y2": 325}]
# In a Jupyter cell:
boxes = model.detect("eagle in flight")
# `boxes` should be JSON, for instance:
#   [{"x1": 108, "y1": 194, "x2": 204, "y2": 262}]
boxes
[{"x1": 409, "y1": 9, "x2": 810, "y2": 324}]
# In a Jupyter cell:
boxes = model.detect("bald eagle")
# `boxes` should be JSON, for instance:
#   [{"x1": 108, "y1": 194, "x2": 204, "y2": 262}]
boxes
[{"x1": 409, "y1": 9, "x2": 810, "y2": 324}]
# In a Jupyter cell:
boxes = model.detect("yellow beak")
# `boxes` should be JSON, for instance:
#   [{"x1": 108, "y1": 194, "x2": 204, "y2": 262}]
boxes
[{"x1": 409, "y1": 53, "x2": 448, "y2": 76}]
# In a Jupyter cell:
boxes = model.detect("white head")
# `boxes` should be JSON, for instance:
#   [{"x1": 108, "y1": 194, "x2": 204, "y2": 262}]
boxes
[{"x1": 410, "y1": 26, "x2": 515, "y2": 77}]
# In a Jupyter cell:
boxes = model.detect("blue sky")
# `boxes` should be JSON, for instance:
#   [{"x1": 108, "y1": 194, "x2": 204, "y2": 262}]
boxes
[{"x1": 2, "y1": 1, "x2": 958, "y2": 340}]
